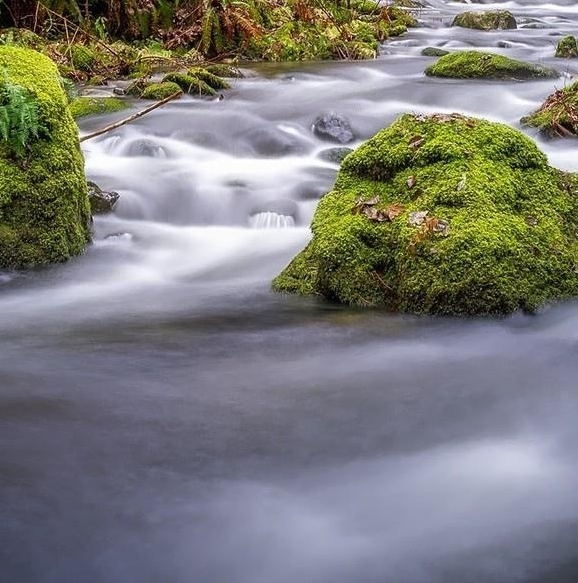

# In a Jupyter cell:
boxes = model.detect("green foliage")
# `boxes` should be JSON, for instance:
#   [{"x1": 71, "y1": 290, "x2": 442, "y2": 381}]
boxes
[
  {"x1": 425, "y1": 50, "x2": 559, "y2": 80},
  {"x1": 521, "y1": 79, "x2": 578, "y2": 138},
  {"x1": 0, "y1": 73, "x2": 49, "y2": 161},
  {"x1": 273, "y1": 114, "x2": 578, "y2": 316}
]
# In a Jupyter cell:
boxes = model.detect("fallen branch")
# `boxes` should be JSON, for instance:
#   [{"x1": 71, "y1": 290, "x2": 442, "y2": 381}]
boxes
[{"x1": 79, "y1": 90, "x2": 183, "y2": 143}]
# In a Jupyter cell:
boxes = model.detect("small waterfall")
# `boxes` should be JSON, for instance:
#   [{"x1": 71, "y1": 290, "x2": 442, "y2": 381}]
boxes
[{"x1": 249, "y1": 211, "x2": 296, "y2": 229}]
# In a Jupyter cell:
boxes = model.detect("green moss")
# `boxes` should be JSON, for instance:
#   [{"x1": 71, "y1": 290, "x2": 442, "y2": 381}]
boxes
[
  {"x1": 69, "y1": 96, "x2": 129, "y2": 119},
  {"x1": 187, "y1": 67, "x2": 231, "y2": 90},
  {"x1": 161, "y1": 72, "x2": 216, "y2": 95},
  {"x1": 273, "y1": 113, "x2": 578, "y2": 316},
  {"x1": 425, "y1": 50, "x2": 558, "y2": 80},
  {"x1": 140, "y1": 81, "x2": 182, "y2": 100},
  {"x1": 69, "y1": 44, "x2": 97, "y2": 71},
  {"x1": 421, "y1": 47, "x2": 449, "y2": 57},
  {"x1": 452, "y1": 10, "x2": 517, "y2": 30},
  {"x1": 246, "y1": 2, "x2": 414, "y2": 61},
  {"x1": 205, "y1": 64, "x2": 244, "y2": 78},
  {"x1": 0, "y1": 46, "x2": 91, "y2": 268},
  {"x1": 521, "y1": 80, "x2": 578, "y2": 138},
  {"x1": 555, "y1": 36, "x2": 578, "y2": 58}
]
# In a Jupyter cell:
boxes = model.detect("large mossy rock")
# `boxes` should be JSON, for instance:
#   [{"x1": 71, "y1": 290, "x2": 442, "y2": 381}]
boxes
[
  {"x1": 521, "y1": 80, "x2": 578, "y2": 138},
  {"x1": 273, "y1": 113, "x2": 578, "y2": 316},
  {"x1": 0, "y1": 46, "x2": 90, "y2": 268},
  {"x1": 425, "y1": 50, "x2": 558, "y2": 80},
  {"x1": 452, "y1": 10, "x2": 517, "y2": 30}
]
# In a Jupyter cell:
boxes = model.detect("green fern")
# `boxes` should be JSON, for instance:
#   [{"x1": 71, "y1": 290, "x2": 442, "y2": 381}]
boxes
[{"x1": 0, "y1": 73, "x2": 49, "y2": 162}]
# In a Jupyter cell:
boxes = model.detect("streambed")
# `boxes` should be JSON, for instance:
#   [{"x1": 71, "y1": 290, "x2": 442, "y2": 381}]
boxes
[{"x1": 1, "y1": 1, "x2": 578, "y2": 581}]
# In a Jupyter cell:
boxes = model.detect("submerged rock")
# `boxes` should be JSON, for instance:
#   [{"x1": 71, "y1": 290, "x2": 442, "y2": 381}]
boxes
[
  {"x1": 312, "y1": 113, "x2": 355, "y2": 144},
  {"x1": 421, "y1": 47, "x2": 450, "y2": 57},
  {"x1": 273, "y1": 113, "x2": 578, "y2": 316},
  {"x1": 87, "y1": 181, "x2": 120, "y2": 214},
  {"x1": 452, "y1": 10, "x2": 517, "y2": 30},
  {"x1": 555, "y1": 35, "x2": 578, "y2": 58},
  {"x1": 0, "y1": 46, "x2": 91, "y2": 268},
  {"x1": 521, "y1": 80, "x2": 578, "y2": 138},
  {"x1": 318, "y1": 147, "x2": 354, "y2": 164},
  {"x1": 425, "y1": 50, "x2": 558, "y2": 80}
]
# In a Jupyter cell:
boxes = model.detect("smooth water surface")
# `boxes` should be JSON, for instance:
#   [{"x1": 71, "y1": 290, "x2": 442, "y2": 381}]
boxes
[{"x1": 2, "y1": 1, "x2": 578, "y2": 581}]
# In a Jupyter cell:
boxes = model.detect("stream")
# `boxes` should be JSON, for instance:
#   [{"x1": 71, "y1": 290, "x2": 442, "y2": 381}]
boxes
[{"x1": 2, "y1": 1, "x2": 578, "y2": 581}]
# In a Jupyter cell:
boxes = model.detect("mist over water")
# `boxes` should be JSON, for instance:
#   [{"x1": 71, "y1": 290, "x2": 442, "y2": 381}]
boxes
[{"x1": 2, "y1": 1, "x2": 578, "y2": 581}]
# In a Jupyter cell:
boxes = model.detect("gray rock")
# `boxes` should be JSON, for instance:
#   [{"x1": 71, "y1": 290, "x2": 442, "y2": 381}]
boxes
[
  {"x1": 87, "y1": 181, "x2": 120, "y2": 214},
  {"x1": 318, "y1": 147, "x2": 354, "y2": 164},
  {"x1": 312, "y1": 112, "x2": 355, "y2": 144}
]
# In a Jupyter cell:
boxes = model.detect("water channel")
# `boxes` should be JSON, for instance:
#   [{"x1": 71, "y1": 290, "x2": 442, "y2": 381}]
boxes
[{"x1": 1, "y1": 1, "x2": 578, "y2": 581}]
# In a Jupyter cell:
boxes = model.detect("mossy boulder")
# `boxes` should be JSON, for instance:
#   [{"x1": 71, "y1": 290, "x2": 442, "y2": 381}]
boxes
[
  {"x1": 452, "y1": 10, "x2": 517, "y2": 30},
  {"x1": 425, "y1": 50, "x2": 558, "y2": 80},
  {"x1": 273, "y1": 113, "x2": 578, "y2": 316},
  {"x1": 555, "y1": 36, "x2": 578, "y2": 58},
  {"x1": 521, "y1": 80, "x2": 578, "y2": 138},
  {"x1": 205, "y1": 64, "x2": 244, "y2": 78},
  {"x1": 421, "y1": 47, "x2": 449, "y2": 57},
  {"x1": 140, "y1": 81, "x2": 183, "y2": 100},
  {"x1": 69, "y1": 96, "x2": 129, "y2": 119},
  {"x1": 0, "y1": 46, "x2": 90, "y2": 268},
  {"x1": 161, "y1": 69, "x2": 231, "y2": 97}
]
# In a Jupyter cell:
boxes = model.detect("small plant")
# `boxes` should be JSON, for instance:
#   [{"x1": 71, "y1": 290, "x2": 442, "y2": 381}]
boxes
[{"x1": 0, "y1": 72, "x2": 49, "y2": 162}]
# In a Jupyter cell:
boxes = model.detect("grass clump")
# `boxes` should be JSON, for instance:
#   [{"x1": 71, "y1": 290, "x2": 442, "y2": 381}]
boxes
[{"x1": 521, "y1": 80, "x2": 578, "y2": 138}]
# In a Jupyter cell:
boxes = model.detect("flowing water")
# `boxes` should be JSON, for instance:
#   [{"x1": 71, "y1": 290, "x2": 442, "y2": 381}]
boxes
[{"x1": 2, "y1": 1, "x2": 578, "y2": 581}]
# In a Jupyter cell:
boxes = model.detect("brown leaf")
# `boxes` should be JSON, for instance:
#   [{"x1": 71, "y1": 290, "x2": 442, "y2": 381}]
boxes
[
  {"x1": 385, "y1": 203, "x2": 404, "y2": 220},
  {"x1": 352, "y1": 195, "x2": 380, "y2": 214},
  {"x1": 409, "y1": 136, "x2": 425, "y2": 149},
  {"x1": 407, "y1": 176, "x2": 416, "y2": 189},
  {"x1": 526, "y1": 216, "x2": 538, "y2": 227},
  {"x1": 408, "y1": 210, "x2": 428, "y2": 226},
  {"x1": 362, "y1": 207, "x2": 388, "y2": 222}
]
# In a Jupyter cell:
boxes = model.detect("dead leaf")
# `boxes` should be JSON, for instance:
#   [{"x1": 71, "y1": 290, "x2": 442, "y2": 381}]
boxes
[
  {"x1": 407, "y1": 176, "x2": 416, "y2": 189},
  {"x1": 352, "y1": 195, "x2": 380, "y2": 214},
  {"x1": 409, "y1": 136, "x2": 425, "y2": 149},
  {"x1": 526, "y1": 216, "x2": 538, "y2": 227},
  {"x1": 385, "y1": 203, "x2": 404, "y2": 220},
  {"x1": 409, "y1": 210, "x2": 428, "y2": 226}
]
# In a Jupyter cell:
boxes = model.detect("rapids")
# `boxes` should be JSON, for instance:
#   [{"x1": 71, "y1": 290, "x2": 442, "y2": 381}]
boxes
[{"x1": 1, "y1": 1, "x2": 578, "y2": 581}]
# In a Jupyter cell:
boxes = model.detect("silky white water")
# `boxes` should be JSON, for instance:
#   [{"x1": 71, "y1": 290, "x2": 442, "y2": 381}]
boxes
[{"x1": 1, "y1": 1, "x2": 578, "y2": 581}]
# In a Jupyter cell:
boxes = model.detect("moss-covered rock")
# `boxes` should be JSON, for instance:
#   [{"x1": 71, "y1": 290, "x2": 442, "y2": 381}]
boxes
[
  {"x1": 421, "y1": 47, "x2": 449, "y2": 57},
  {"x1": 161, "y1": 72, "x2": 216, "y2": 96},
  {"x1": 140, "y1": 81, "x2": 183, "y2": 100},
  {"x1": 205, "y1": 64, "x2": 244, "y2": 78},
  {"x1": 425, "y1": 50, "x2": 558, "y2": 80},
  {"x1": 555, "y1": 36, "x2": 578, "y2": 58},
  {"x1": 452, "y1": 10, "x2": 517, "y2": 30},
  {"x1": 0, "y1": 46, "x2": 91, "y2": 268},
  {"x1": 187, "y1": 68, "x2": 231, "y2": 91},
  {"x1": 273, "y1": 113, "x2": 578, "y2": 316},
  {"x1": 69, "y1": 96, "x2": 129, "y2": 119},
  {"x1": 521, "y1": 80, "x2": 578, "y2": 138}
]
